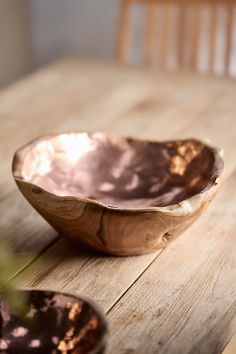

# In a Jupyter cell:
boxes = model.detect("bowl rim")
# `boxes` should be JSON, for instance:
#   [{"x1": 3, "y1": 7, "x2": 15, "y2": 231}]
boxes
[
  {"x1": 12, "y1": 132, "x2": 224, "y2": 216},
  {"x1": 1, "y1": 288, "x2": 108, "y2": 354}
]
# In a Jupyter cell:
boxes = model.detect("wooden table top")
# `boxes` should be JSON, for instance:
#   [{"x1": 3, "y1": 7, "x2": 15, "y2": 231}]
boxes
[{"x1": 1, "y1": 58, "x2": 236, "y2": 354}]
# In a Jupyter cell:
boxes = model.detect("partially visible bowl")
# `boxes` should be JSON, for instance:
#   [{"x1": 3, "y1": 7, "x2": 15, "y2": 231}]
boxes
[
  {"x1": 12, "y1": 132, "x2": 224, "y2": 256},
  {"x1": 0, "y1": 290, "x2": 107, "y2": 354}
]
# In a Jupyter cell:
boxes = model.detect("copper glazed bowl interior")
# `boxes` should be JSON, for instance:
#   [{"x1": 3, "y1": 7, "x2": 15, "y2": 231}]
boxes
[
  {"x1": 13, "y1": 132, "x2": 223, "y2": 256},
  {"x1": 14, "y1": 133, "x2": 219, "y2": 208},
  {"x1": 0, "y1": 290, "x2": 107, "y2": 354}
]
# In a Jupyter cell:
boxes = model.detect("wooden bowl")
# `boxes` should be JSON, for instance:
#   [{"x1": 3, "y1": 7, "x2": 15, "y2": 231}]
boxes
[
  {"x1": 0, "y1": 290, "x2": 107, "y2": 354},
  {"x1": 12, "y1": 132, "x2": 224, "y2": 256}
]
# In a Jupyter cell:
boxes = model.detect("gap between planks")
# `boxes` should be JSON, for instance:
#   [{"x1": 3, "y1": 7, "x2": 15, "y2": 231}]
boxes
[{"x1": 105, "y1": 248, "x2": 165, "y2": 314}]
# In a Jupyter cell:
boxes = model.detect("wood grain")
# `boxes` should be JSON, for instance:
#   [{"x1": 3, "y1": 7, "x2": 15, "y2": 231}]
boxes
[
  {"x1": 13, "y1": 134, "x2": 223, "y2": 256},
  {"x1": 15, "y1": 239, "x2": 161, "y2": 311},
  {"x1": 1, "y1": 59, "x2": 236, "y2": 353},
  {"x1": 106, "y1": 171, "x2": 236, "y2": 354}
]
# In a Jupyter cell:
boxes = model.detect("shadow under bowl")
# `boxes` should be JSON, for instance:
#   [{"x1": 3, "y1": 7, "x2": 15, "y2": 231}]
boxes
[
  {"x1": 0, "y1": 290, "x2": 107, "y2": 354},
  {"x1": 12, "y1": 132, "x2": 224, "y2": 256}
]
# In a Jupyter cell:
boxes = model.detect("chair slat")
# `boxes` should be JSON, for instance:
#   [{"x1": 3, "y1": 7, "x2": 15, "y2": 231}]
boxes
[
  {"x1": 178, "y1": 2, "x2": 187, "y2": 68},
  {"x1": 209, "y1": 5, "x2": 218, "y2": 73},
  {"x1": 116, "y1": 0, "x2": 236, "y2": 77},
  {"x1": 117, "y1": 0, "x2": 133, "y2": 63},
  {"x1": 144, "y1": 3, "x2": 158, "y2": 66},
  {"x1": 160, "y1": 4, "x2": 173, "y2": 69},
  {"x1": 190, "y1": 4, "x2": 202, "y2": 70},
  {"x1": 225, "y1": 3, "x2": 234, "y2": 75}
]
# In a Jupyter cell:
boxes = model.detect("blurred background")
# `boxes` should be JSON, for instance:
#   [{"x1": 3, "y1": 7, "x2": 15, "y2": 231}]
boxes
[
  {"x1": 0, "y1": 0, "x2": 120, "y2": 88},
  {"x1": 1, "y1": 0, "x2": 236, "y2": 89}
]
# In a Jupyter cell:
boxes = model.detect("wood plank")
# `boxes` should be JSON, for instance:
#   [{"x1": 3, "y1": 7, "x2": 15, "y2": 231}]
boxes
[
  {"x1": 0, "y1": 61, "x2": 76, "y2": 257},
  {"x1": 106, "y1": 170, "x2": 236, "y2": 354},
  {"x1": 15, "y1": 239, "x2": 162, "y2": 311}
]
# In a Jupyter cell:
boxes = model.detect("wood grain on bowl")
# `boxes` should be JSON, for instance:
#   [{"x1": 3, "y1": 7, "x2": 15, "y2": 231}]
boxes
[{"x1": 12, "y1": 133, "x2": 223, "y2": 256}]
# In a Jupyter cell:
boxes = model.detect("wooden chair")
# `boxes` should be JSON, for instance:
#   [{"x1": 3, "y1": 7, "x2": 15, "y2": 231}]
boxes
[{"x1": 116, "y1": 0, "x2": 236, "y2": 75}]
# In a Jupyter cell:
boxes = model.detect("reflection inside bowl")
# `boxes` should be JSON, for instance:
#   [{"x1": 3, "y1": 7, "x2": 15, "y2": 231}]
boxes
[{"x1": 20, "y1": 133, "x2": 215, "y2": 208}]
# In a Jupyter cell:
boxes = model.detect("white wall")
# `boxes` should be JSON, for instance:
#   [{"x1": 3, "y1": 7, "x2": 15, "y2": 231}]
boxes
[
  {"x1": 31, "y1": 0, "x2": 120, "y2": 67},
  {"x1": 0, "y1": 0, "x2": 32, "y2": 87},
  {"x1": 0, "y1": 0, "x2": 121, "y2": 87}
]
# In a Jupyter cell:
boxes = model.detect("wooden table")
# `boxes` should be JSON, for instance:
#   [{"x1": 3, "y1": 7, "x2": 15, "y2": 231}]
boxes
[{"x1": 1, "y1": 59, "x2": 236, "y2": 354}]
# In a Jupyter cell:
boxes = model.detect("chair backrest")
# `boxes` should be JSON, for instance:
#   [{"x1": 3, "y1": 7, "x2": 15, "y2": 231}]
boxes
[{"x1": 116, "y1": 0, "x2": 236, "y2": 76}]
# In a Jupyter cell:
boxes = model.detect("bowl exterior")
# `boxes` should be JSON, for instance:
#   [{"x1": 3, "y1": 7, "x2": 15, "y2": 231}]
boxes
[{"x1": 14, "y1": 179, "x2": 219, "y2": 256}]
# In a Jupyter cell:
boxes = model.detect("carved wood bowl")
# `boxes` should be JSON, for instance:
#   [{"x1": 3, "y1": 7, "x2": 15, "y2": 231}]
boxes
[
  {"x1": 0, "y1": 290, "x2": 107, "y2": 354},
  {"x1": 12, "y1": 132, "x2": 224, "y2": 256}
]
